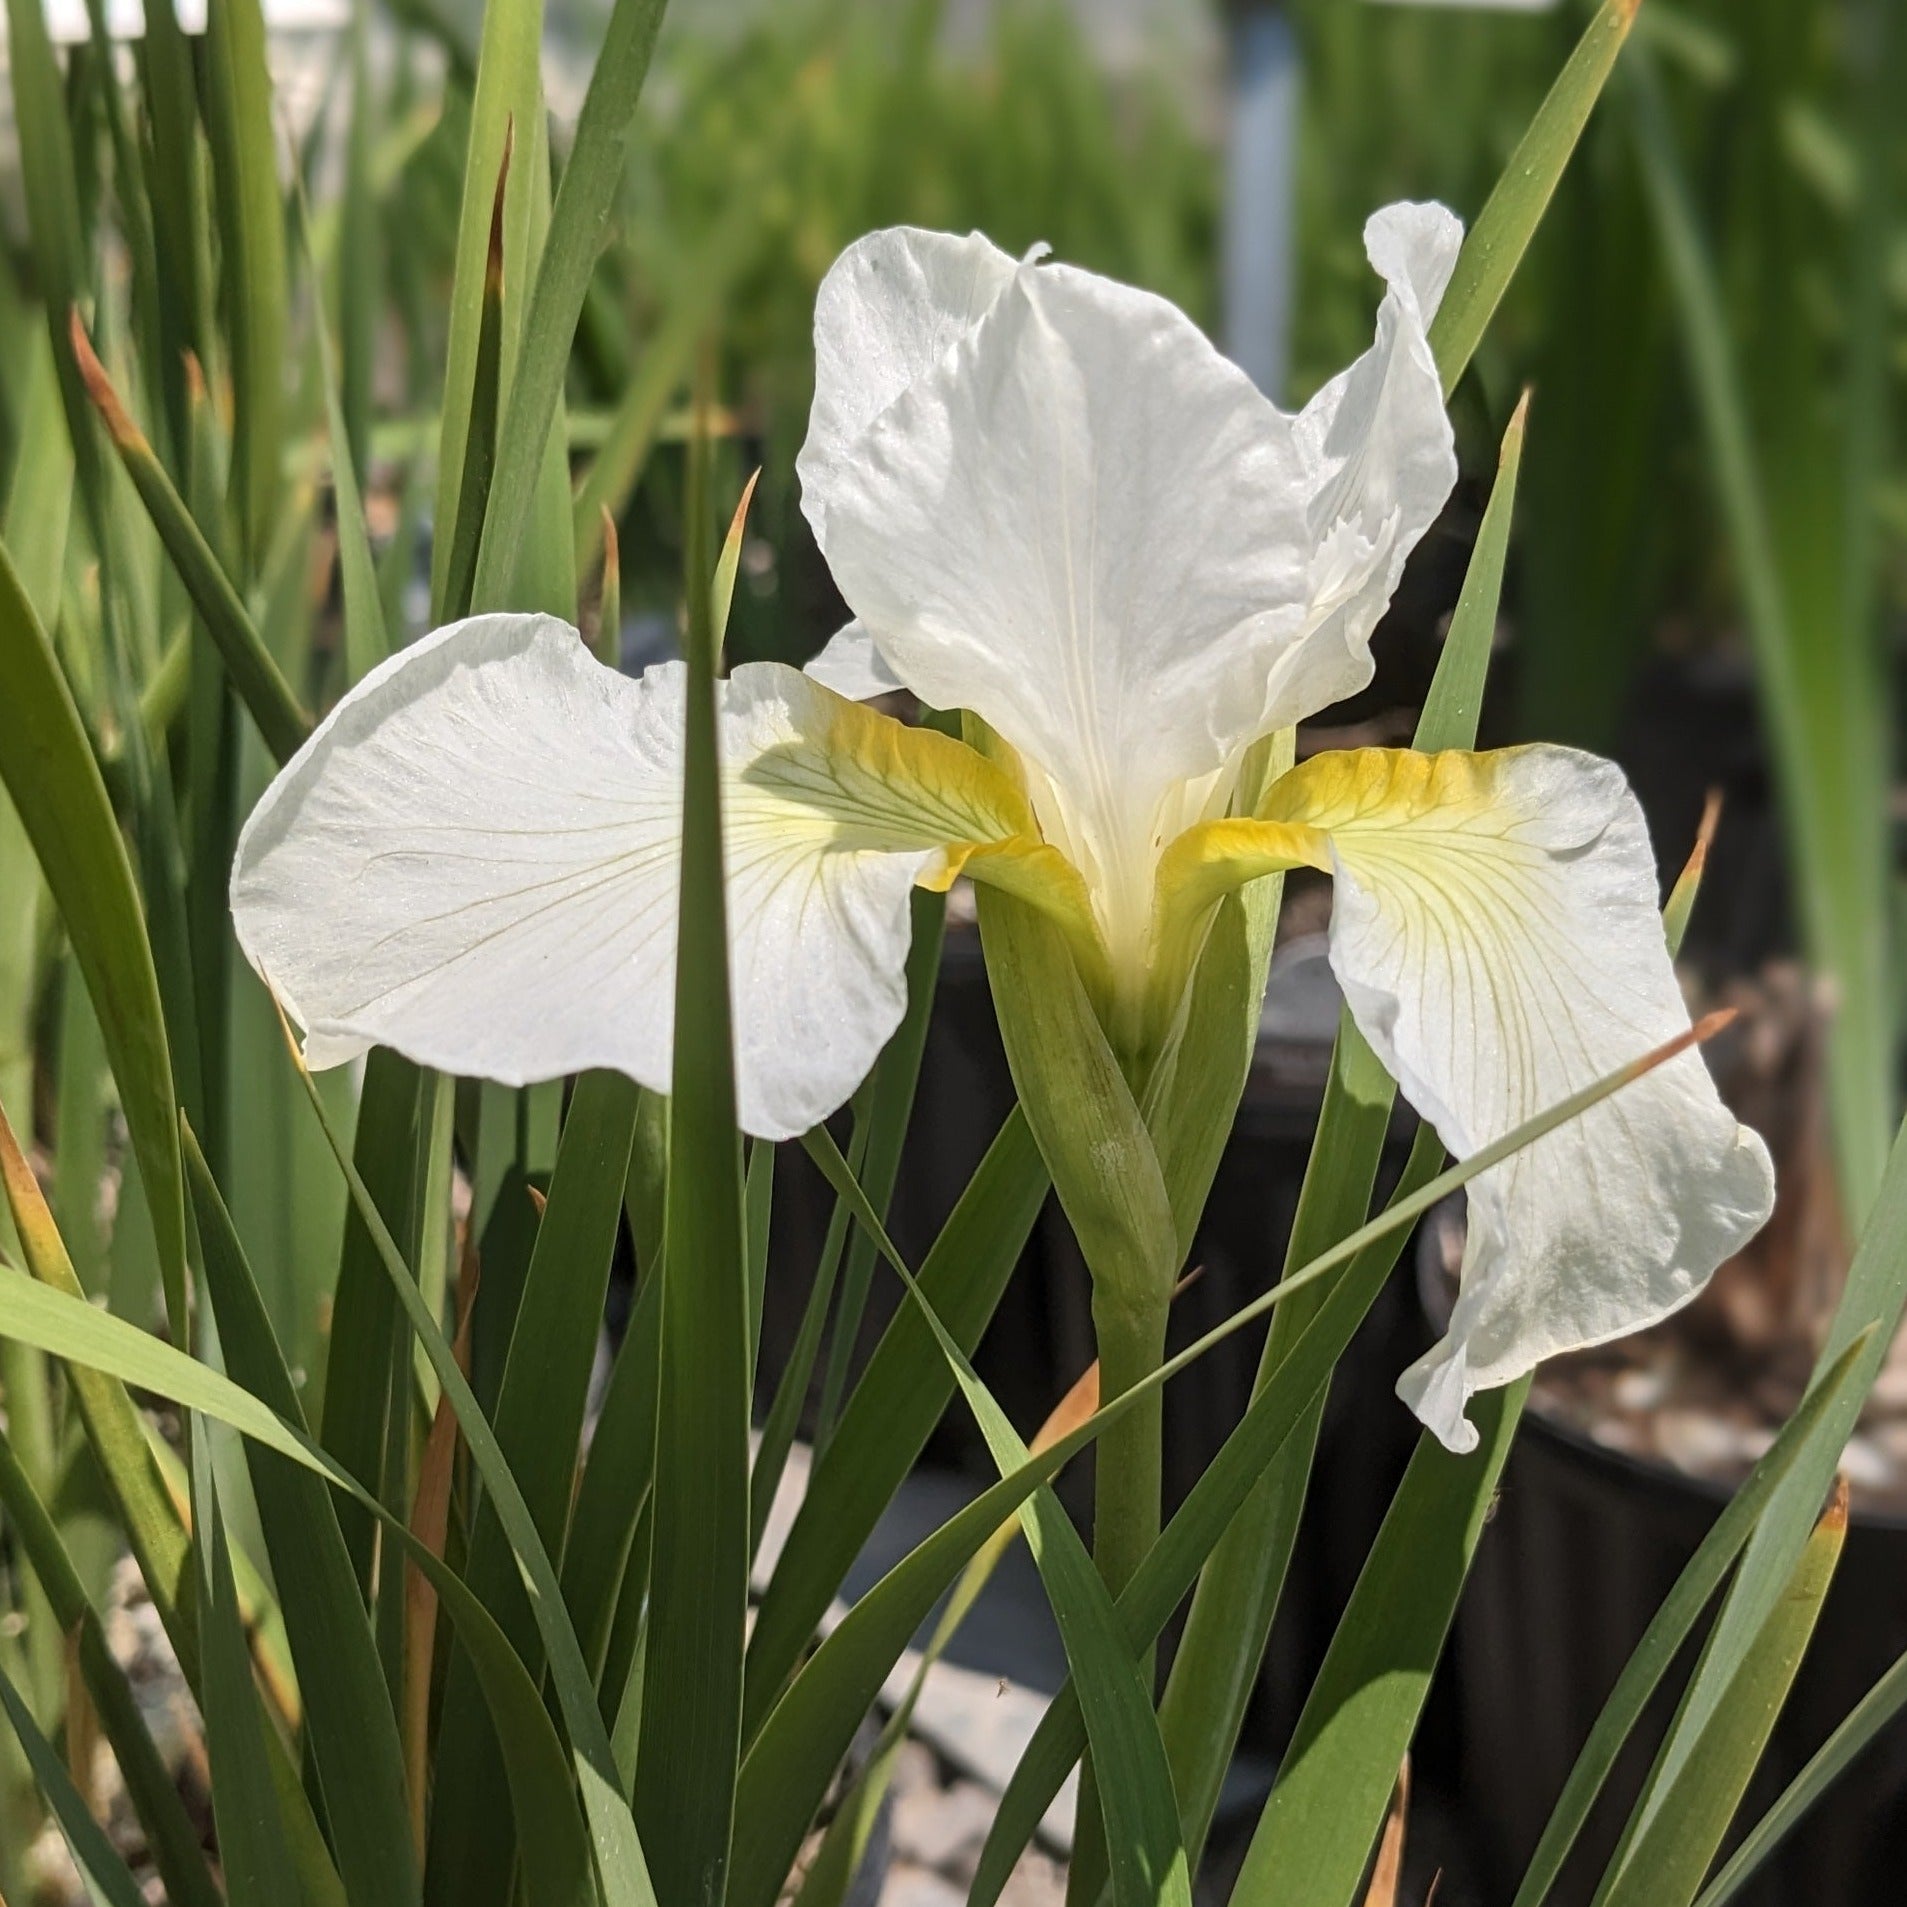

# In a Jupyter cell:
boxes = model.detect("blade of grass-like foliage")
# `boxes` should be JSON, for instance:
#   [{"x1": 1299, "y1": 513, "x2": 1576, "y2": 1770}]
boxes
[
  {"x1": 0, "y1": 1662, "x2": 148, "y2": 1907},
  {"x1": 2, "y1": 0, "x2": 107, "y2": 530},
  {"x1": 1228, "y1": 1382, "x2": 1528, "y2": 1907},
  {"x1": 133, "y1": 0, "x2": 207, "y2": 457},
  {"x1": 793, "y1": 1362, "x2": 1100, "y2": 1907},
  {"x1": 192, "y1": 1431, "x2": 306, "y2": 1907},
  {"x1": 320, "y1": 1049, "x2": 427, "y2": 1593},
  {"x1": 966, "y1": 1122, "x2": 1444, "y2": 1907},
  {"x1": 430, "y1": 0, "x2": 543, "y2": 620},
  {"x1": 1613, "y1": 1029, "x2": 1907, "y2": 1826},
  {"x1": 1427, "y1": 0, "x2": 1642, "y2": 397},
  {"x1": 0, "y1": 1262, "x2": 601, "y2": 1907},
  {"x1": 1597, "y1": 1484, "x2": 1849, "y2": 1907},
  {"x1": 570, "y1": 196, "x2": 762, "y2": 568},
  {"x1": 563, "y1": 1245, "x2": 662, "y2": 1681},
  {"x1": 632, "y1": 419, "x2": 750, "y2": 1907},
  {"x1": 740, "y1": 1020, "x2": 1727, "y2": 1907},
  {"x1": 275, "y1": 1014, "x2": 660, "y2": 1907},
  {"x1": 203, "y1": 0, "x2": 287, "y2": 568},
  {"x1": 1626, "y1": 45, "x2": 1891, "y2": 1225},
  {"x1": 0, "y1": 541, "x2": 188, "y2": 1329},
  {"x1": 1508, "y1": 1330, "x2": 1877, "y2": 1907},
  {"x1": 1154, "y1": 394, "x2": 1527, "y2": 1865},
  {"x1": 741, "y1": 1107, "x2": 1049, "y2": 1737},
  {"x1": 805, "y1": 1127, "x2": 1192, "y2": 1907},
  {"x1": 1692, "y1": 1644, "x2": 1907, "y2": 1907},
  {"x1": 813, "y1": 890, "x2": 948, "y2": 1453},
  {"x1": 67, "y1": 320, "x2": 311, "y2": 764},
  {"x1": 428, "y1": 1070, "x2": 641, "y2": 1907},
  {"x1": 471, "y1": 0, "x2": 670, "y2": 607},
  {"x1": 185, "y1": 1123, "x2": 420, "y2": 1907},
  {"x1": 438, "y1": 137, "x2": 512, "y2": 626},
  {"x1": 1, "y1": 1085, "x2": 196, "y2": 1694},
  {"x1": 0, "y1": 1432, "x2": 221, "y2": 1907},
  {"x1": 290, "y1": 184, "x2": 390, "y2": 679},
  {"x1": 6, "y1": 330, "x2": 75, "y2": 627}
]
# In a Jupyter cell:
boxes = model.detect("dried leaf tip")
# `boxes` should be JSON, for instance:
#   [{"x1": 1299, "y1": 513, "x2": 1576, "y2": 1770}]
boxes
[
  {"x1": 484, "y1": 119, "x2": 515, "y2": 299},
  {"x1": 1614, "y1": 0, "x2": 1643, "y2": 27},
  {"x1": 67, "y1": 309, "x2": 145, "y2": 453},
  {"x1": 1688, "y1": 1006, "x2": 1740, "y2": 1046},
  {"x1": 1822, "y1": 1472, "x2": 1851, "y2": 1534}
]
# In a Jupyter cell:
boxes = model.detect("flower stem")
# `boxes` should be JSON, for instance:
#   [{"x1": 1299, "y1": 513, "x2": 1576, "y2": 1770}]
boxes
[{"x1": 1069, "y1": 1276, "x2": 1171, "y2": 1907}]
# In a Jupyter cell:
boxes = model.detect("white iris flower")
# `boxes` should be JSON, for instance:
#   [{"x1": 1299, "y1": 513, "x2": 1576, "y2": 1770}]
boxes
[{"x1": 231, "y1": 205, "x2": 1774, "y2": 1450}]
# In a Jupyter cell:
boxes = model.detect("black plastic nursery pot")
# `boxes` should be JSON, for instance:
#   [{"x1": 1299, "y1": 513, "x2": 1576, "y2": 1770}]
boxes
[{"x1": 1446, "y1": 1372, "x2": 1907, "y2": 1907}]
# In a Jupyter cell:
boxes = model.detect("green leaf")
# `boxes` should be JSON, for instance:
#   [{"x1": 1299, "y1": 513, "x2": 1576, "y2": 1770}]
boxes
[
  {"x1": 438, "y1": 140, "x2": 513, "y2": 626},
  {"x1": 752, "y1": 1015, "x2": 1695, "y2": 1907},
  {"x1": 1693, "y1": 1646, "x2": 1907, "y2": 1907},
  {"x1": 472, "y1": 0, "x2": 670, "y2": 606},
  {"x1": 1619, "y1": 1108, "x2": 1907, "y2": 1845},
  {"x1": 0, "y1": 1263, "x2": 600, "y2": 1907},
  {"x1": 1598, "y1": 1485, "x2": 1848, "y2": 1907},
  {"x1": 0, "y1": 538, "x2": 189, "y2": 1329},
  {"x1": 430, "y1": 0, "x2": 546, "y2": 619},
  {"x1": 428, "y1": 1069, "x2": 641, "y2": 1907},
  {"x1": 193, "y1": 1432, "x2": 309, "y2": 1907},
  {"x1": 741, "y1": 1107, "x2": 1049, "y2": 1736},
  {"x1": 1509, "y1": 1329, "x2": 1878, "y2": 1907},
  {"x1": 67, "y1": 322, "x2": 311, "y2": 765},
  {"x1": 1428, "y1": 0, "x2": 1642, "y2": 396},
  {"x1": 1229, "y1": 1383, "x2": 1526, "y2": 1907},
  {"x1": 0, "y1": 1432, "x2": 221, "y2": 1907},
  {"x1": 279, "y1": 1032, "x2": 661, "y2": 1907},
  {"x1": 632, "y1": 418, "x2": 750, "y2": 1907},
  {"x1": 291, "y1": 183, "x2": 390, "y2": 680},
  {"x1": 968, "y1": 1125, "x2": 1445, "y2": 1907},
  {"x1": 0, "y1": 1049, "x2": 196, "y2": 1686},
  {"x1": 186, "y1": 1123, "x2": 420, "y2": 1907},
  {"x1": 806, "y1": 1128, "x2": 1192, "y2": 1907},
  {"x1": 318, "y1": 1049, "x2": 429, "y2": 1594},
  {"x1": 202, "y1": 0, "x2": 288, "y2": 569},
  {"x1": 0, "y1": 1662, "x2": 149, "y2": 1907}
]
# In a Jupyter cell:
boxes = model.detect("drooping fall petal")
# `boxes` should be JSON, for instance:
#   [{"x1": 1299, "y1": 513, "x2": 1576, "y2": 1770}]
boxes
[{"x1": 231, "y1": 614, "x2": 1036, "y2": 1139}]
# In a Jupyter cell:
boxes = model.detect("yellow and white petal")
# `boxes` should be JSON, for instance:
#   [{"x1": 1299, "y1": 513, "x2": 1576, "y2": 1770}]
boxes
[
  {"x1": 804, "y1": 620, "x2": 906, "y2": 701},
  {"x1": 1258, "y1": 745, "x2": 1775, "y2": 1452},
  {"x1": 231, "y1": 614, "x2": 1036, "y2": 1140},
  {"x1": 798, "y1": 209, "x2": 1460, "y2": 971}
]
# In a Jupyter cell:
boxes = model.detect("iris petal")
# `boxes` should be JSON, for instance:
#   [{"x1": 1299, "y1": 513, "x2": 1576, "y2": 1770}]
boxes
[
  {"x1": 1255, "y1": 745, "x2": 1775, "y2": 1451},
  {"x1": 231, "y1": 614, "x2": 1038, "y2": 1139}
]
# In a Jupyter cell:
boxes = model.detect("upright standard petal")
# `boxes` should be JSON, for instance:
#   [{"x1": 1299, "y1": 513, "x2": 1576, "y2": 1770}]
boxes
[
  {"x1": 803, "y1": 620, "x2": 906, "y2": 702},
  {"x1": 1257, "y1": 746, "x2": 1775, "y2": 1452},
  {"x1": 231, "y1": 614, "x2": 1036, "y2": 1139},
  {"x1": 1283, "y1": 202, "x2": 1462, "y2": 723},
  {"x1": 797, "y1": 226, "x2": 1018, "y2": 548},
  {"x1": 800, "y1": 208, "x2": 1460, "y2": 969}
]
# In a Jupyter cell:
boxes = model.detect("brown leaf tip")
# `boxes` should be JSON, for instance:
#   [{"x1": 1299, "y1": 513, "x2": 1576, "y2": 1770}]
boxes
[
  {"x1": 67, "y1": 308, "x2": 145, "y2": 453},
  {"x1": 1824, "y1": 1472, "x2": 1850, "y2": 1533}
]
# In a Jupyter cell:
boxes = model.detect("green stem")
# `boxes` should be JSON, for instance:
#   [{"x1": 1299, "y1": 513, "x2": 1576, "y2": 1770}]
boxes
[{"x1": 1070, "y1": 1276, "x2": 1170, "y2": 1907}]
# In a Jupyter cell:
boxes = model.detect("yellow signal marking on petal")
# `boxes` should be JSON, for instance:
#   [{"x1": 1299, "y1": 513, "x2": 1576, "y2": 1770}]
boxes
[
  {"x1": 737, "y1": 678, "x2": 1108, "y2": 977},
  {"x1": 1257, "y1": 745, "x2": 1513, "y2": 837}
]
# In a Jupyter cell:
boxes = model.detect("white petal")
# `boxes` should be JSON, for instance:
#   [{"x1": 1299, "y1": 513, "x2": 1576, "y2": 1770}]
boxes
[
  {"x1": 799, "y1": 210, "x2": 1459, "y2": 963},
  {"x1": 1262, "y1": 745, "x2": 1775, "y2": 1453},
  {"x1": 1283, "y1": 203, "x2": 1462, "y2": 726},
  {"x1": 232, "y1": 615, "x2": 1024, "y2": 1140},
  {"x1": 797, "y1": 227, "x2": 1019, "y2": 547},
  {"x1": 804, "y1": 620, "x2": 906, "y2": 701}
]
